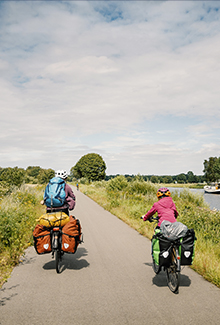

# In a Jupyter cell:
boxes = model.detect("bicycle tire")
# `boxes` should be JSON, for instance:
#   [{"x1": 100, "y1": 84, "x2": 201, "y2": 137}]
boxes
[
  {"x1": 55, "y1": 249, "x2": 62, "y2": 274},
  {"x1": 152, "y1": 257, "x2": 161, "y2": 274},
  {"x1": 166, "y1": 247, "x2": 180, "y2": 293}
]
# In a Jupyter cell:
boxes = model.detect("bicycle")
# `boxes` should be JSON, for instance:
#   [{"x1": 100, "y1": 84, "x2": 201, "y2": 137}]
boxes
[
  {"x1": 34, "y1": 210, "x2": 82, "y2": 274},
  {"x1": 148, "y1": 216, "x2": 181, "y2": 293}
]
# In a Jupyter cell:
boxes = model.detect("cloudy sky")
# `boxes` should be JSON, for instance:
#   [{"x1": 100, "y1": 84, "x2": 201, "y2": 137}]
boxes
[{"x1": 0, "y1": 0, "x2": 220, "y2": 176}]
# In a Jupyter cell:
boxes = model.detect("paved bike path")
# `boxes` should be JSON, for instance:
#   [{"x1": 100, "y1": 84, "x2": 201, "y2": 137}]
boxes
[{"x1": 1, "y1": 188, "x2": 220, "y2": 324}]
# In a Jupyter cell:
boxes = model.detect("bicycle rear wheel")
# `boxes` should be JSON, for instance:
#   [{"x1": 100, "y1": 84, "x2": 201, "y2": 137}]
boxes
[
  {"x1": 166, "y1": 248, "x2": 180, "y2": 293},
  {"x1": 55, "y1": 249, "x2": 62, "y2": 273}
]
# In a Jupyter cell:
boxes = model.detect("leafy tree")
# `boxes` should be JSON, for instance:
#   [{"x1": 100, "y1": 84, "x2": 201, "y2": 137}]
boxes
[
  {"x1": 0, "y1": 167, "x2": 25, "y2": 186},
  {"x1": 203, "y1": 157, "x2": 220, "y2": 182},
  {"x1": 150, "y1": 175, "x2": 159, "y2": 183},
  {"x1": 71, "y1": 153, "x2": 106, "y2": 182},
  {"x1": 163, "y1": 175, "x2": 173, "y2": 183},
  {"x1": 213, "y1": 158, "x2": 220, "y2": 181},
  {"x1": 38, "y1": 168, "x2": 55, "y2": 184},
  {"x1": 25, "y1": 166, "x2": 42, "y2": 184},
  {"x1": 176, "y1": 173, "x2": 187, "y2": 184},
  {"x1": 186, "y1": 171, "x2": 198, "y2": 183},
  {"x1": 26, "y1": 166, "x2": 41, "y2": 178}
]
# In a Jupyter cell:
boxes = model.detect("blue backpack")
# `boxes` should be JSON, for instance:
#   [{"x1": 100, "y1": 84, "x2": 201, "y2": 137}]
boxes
[{"x1": 44, "y1": 177, "x2": 66, "y2": 208}]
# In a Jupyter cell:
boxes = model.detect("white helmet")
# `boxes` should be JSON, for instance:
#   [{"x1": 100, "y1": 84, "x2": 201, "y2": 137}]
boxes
[{"x1": 55, "y1": 170, "x2": 68, "y2": 180}]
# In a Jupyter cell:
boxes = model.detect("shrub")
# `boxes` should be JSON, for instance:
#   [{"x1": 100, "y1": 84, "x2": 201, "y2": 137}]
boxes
[
  {"x1": 0, "y1": 185, "x2": 44, "y2": 287},
  {"x1": 106, "y1": 175, "x2": 128, "y2": 192},
  {"x1": 127, "y1": 180, "x2": 157, "y2": 195}
]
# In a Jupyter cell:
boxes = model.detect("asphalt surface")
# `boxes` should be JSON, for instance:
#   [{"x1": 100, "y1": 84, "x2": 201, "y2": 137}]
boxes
[{"x1": 1, "y1": 187, "x2": 220, "y2": 325}]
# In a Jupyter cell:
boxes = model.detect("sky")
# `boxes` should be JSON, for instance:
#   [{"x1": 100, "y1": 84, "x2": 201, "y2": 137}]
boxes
[{"x1": 0, "y1": 0, "x2": 220, "y2": 176}]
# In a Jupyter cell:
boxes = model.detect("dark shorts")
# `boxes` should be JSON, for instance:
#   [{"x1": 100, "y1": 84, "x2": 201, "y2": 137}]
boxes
[{"x1": 46, "y1": 207, "x2": 69, "y2": 216}]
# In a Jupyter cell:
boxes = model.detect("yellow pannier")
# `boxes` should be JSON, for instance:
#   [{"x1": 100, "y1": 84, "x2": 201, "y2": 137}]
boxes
[{"x1": 37, "y1": 212, "x2": 70, "y2": 228}]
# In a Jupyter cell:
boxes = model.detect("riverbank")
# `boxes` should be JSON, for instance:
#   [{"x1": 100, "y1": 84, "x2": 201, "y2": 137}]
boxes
[
  {"x1": 79, "y1": 178, "x2": 220, "y2": 288},
  {"x1": 160, "y1": 183, "x2": 205, "y2": 189}
]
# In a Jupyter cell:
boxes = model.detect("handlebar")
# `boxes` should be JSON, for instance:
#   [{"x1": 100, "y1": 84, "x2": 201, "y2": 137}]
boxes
[
  {"x1": 148, "y1": 216, "x2": 159, "y2": 223},
  {"x1": 141, "y1": 215, "x2": 159, "y2": 222}
]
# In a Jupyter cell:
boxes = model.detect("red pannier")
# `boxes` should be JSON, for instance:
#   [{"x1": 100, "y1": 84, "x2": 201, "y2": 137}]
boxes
[
  {"x1": 33, "y1": 224, "x2": 52, "y2": 254},
  {"x1": 61, "y1": 216, "x2": 82, "y2": 254}
]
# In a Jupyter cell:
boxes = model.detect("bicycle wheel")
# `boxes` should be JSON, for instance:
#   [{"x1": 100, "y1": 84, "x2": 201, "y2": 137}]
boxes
[
  {"x1": 55, "y1": 249, "x2": 62, "y2": 274},
  {"x1": 166, "y1": 247, "x2": 180, "y2": 293},
  {"x1": 152, "y1": 257, "x2": 161, "y2": 274}
]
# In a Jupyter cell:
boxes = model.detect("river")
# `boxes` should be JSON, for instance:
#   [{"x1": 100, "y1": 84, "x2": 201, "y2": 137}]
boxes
[{"x1": 170, "y1": 187, "x2": 220, "y2": 210}]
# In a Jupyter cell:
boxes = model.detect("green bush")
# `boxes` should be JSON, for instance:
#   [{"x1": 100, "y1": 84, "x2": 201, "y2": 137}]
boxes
[
  {"x1": 127, "y1": 180, "x2": 157, "y2": 195},
  {"x1": 0, "y1": 181, "x2": 11, "y2": 197},
  {"x1": 106, "y1": 175, "x2": 128, "y2": 192},
  {"x1": 0, "y1": 186, "x2": 43, "y2": 263}
]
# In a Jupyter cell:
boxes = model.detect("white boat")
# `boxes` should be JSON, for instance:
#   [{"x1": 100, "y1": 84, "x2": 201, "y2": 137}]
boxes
[{"x1": 204, "y1": 184, "x2": 220, "y2": 194}]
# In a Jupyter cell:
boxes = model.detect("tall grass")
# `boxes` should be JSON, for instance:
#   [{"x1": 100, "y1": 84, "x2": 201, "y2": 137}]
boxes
[
  {"x1": 0, "y1": 185, "x2": 44, "y2": 287},
  {"x1": 80, "y1": 177, "x2": 220, "y2": 288}
]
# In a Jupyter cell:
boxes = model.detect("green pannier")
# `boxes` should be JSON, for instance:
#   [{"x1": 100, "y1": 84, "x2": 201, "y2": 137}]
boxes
[
  {"x1": 152, "y1": 228, "x2": 196, "y2": 267},
  {"x1": 152, "y1": 229, "x2": 172, "y2": 267}
]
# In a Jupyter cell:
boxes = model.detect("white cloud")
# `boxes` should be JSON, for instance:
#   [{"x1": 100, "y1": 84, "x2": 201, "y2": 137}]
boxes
[{"x1": 0, "y1": 1, "x2": 220, "y2": 175}]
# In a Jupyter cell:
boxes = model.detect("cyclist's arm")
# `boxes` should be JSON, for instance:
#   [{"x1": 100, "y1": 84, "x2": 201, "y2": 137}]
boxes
[
  {"x1": 143, "y1": 204, "x2": 157, "y2": 221},
  {"x1": 173, "y1": 203, "x2": 179, "y2": 218},
  {"x1": 65, "y1": 184, "x2": 76, "y2": 210}
]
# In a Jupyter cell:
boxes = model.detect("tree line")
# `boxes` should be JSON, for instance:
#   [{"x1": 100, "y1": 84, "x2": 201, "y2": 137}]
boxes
[
  {"x1": 106, "y1": 171, "x2": 205, "y2": 184},
  {"x1": 0, "y1": 166, "x2": 55, "y2": 187},
  {"x1": 0, "y1": 155, "x2": 219, "y2": 187}
]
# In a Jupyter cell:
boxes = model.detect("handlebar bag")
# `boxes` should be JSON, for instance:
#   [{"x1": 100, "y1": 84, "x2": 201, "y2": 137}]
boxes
[
  {"x1": 152, "y1": 231, "x2": 172, "y2": 267},
  {"x1": 33, "y1": 224, "x2": 52, "y2": 254},
  {"x1": 179, "y1": 229, "x2": 196, "y2": 265},
  {"x1": 61, "y1": 216, "x2": 82, "y2": 254}
]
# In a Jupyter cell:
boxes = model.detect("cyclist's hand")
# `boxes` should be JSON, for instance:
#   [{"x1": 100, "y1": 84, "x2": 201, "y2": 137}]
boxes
[{"x1": 141, "y1": 215, "x2": 145, "y2": 220}]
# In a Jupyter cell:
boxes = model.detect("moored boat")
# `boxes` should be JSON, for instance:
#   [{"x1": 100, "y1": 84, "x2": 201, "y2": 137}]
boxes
[{"x1": 204, "y1": 184, "x2": 220, "y2": 194}]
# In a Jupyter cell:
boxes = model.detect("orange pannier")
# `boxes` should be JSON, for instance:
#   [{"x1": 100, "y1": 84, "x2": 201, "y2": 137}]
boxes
[
  {"x1": 61, "y1": 216, "x2": 82, "y2": 254},
  {"x1": 33, "y1": 224, "x2": 52, "y2": 254}
]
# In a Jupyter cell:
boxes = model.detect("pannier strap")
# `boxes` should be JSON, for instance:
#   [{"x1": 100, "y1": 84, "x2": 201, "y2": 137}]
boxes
[
  {"x1": 34, "y1": 233, "x2": 51, "y2": 239},
  {"x1": 62, "y1": 232, "x2": 79, "y2": 238}
]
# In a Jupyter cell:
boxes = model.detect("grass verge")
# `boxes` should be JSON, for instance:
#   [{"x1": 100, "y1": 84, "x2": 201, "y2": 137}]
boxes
[{"x1": 0, "y1": 185, "x2": 45, "y2": 288}]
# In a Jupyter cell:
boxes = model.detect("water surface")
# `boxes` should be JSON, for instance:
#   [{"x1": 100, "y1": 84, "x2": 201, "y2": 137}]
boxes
[{"x1": 170, "y1": 187, "x2": 220, "y2": 210}]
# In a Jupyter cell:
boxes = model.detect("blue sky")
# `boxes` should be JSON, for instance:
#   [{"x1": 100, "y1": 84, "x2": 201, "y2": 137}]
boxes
[{"x1": 0, "y1": 1, "x2": 220, "y2": 175}]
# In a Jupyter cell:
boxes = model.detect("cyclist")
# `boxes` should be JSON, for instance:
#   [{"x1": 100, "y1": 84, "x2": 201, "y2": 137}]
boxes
[
  {"x1": 142, "y1": 187, "x2": 178, "y2": 227},
  {"x1": 41, "y1": 170, "x2": 76, "y2": 216}
]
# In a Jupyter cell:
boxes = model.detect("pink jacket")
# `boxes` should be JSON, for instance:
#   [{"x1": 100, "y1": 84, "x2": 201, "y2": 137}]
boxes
[{"x1": 143, "y1": 197, "x2": 178, "y2": 227}]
